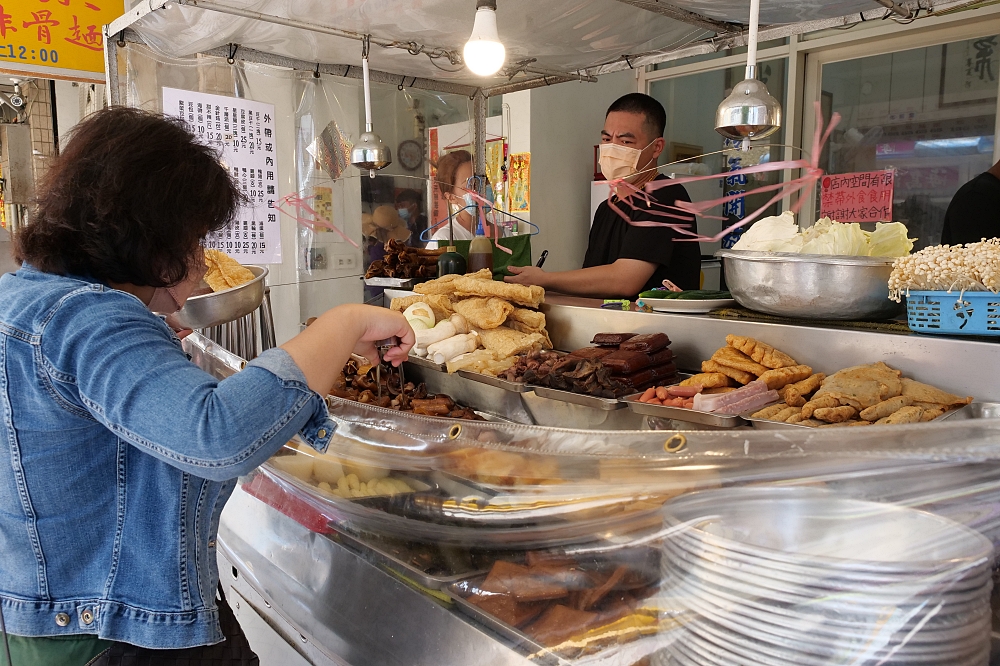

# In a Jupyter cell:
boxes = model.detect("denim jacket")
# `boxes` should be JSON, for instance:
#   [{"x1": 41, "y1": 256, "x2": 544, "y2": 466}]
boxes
[{"x1": 0, "y1": 265, "x2": 334, "y2": 648}]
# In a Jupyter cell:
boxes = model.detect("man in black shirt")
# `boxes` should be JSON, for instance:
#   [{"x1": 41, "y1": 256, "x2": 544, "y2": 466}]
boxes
[
  {"x1": 505, "y1": 93, "x2": 699, "y2": 297},
  {"x1": 941, "y1": 162, "x2": 1000, "y2": 245}
]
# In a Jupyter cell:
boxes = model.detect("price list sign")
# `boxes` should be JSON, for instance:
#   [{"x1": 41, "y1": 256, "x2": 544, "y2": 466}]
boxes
[
  {"x1": 163, "y1": 87, "x2": 282, "y2": 264},
  {"x1": 820, "y1": 170, "x2": 894, "y2": 223}
]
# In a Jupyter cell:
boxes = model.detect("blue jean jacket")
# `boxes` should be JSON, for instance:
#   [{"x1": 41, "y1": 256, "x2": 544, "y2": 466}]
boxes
[{"x1": 0, "y1": 266, "x2": 334, "y2": 648}]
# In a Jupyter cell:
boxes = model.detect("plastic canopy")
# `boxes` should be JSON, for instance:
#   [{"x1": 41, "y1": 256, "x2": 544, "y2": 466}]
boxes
[{"x1": 124, "y1": 0, "x2": 917, "y2": 90}]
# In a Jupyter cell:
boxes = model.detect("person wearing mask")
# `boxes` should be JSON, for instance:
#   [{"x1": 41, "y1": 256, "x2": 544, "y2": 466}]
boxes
[
  {"x1": 395, "y1": 189, "x2": 428, "y2": 246},
  {"x1": 426, "y1": 150, "x2": 497, "y2": 248},
  {"x1": 0, "y1": 108, "x2": 413, "y2": 665},
  {"x1": 506, "y1": 93, "x2": 699, "y2": 297},
  {"x1": 940, "y1": 160, "x2": 1000, "y2": 244}
]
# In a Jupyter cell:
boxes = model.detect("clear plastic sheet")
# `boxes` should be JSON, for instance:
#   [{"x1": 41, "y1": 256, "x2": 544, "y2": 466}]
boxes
[
  {"x1": 123, "y1": 0, "x2": 914, "y2": 85},
  {"x1": 127, "y1": 0, "x2": 712, "y2": 84},
  {"x1": 249, "y1": 393, "x2": 1000, "y2": 665}
]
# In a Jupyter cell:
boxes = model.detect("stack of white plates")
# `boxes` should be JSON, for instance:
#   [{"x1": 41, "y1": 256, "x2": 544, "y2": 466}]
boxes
[{"x1": 659, "y1": 487, "x2": 994, "y2": 666}]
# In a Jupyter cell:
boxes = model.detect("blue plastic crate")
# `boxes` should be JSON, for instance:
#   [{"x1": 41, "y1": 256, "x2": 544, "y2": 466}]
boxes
[{"x1": 906, "y1": 290, "x2": 1000, "y2": 336}]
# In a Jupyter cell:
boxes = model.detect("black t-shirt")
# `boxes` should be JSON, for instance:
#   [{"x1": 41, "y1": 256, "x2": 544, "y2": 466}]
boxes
[
  {"x1": 941, "y1": 172, "x2": 1000, "y2": 245},
  {"x1": 583, "y1": 176, "x2": 701, "y2": 293}
]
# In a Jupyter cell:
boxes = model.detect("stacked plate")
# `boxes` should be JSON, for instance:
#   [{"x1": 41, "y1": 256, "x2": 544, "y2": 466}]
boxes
[{"x1": 659, "y1": 486, "x2": 994, "y2": 666}]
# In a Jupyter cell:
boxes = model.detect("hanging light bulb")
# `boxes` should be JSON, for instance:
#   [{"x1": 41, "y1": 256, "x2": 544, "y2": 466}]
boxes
[
  {"x1": 715, "y1": 0, "x2": 782, "y2": 141},
  {"x1": 351, "y1": 36, "x2": 392, "y2": 177},
  {"x1": 463, "y1": 0, "x2": 505, "y2": 77}
]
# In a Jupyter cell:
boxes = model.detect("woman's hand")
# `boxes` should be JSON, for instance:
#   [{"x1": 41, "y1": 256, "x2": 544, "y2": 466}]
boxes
[
  {"x1": 351, "y1": 307, "x2": 415, "y2": 368},
  {"x1": 281, "y1": 304, "x2": 414, "y2": 396}
]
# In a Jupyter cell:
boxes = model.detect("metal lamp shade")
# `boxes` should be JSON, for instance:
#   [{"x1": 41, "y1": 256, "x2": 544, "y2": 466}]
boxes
[
  {"x1": 351, "y1": 131, "x2": 392, "y2": 170},
  {"x1": 715, "y1": 77, "x2": 782, "y2": 140}
]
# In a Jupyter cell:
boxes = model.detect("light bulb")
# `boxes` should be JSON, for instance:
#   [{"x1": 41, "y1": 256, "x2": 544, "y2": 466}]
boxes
[{"x1": 463, "y1": 6, "x2": 505, "y2": 77}]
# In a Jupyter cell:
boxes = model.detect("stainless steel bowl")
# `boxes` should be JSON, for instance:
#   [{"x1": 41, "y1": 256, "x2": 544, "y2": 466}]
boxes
[
  {"x1": 716, "y1": 249, "x2": 903, "y2": 320},
  {"x1": 173, "y1": 265, "x2": 267, "y2": 330}
]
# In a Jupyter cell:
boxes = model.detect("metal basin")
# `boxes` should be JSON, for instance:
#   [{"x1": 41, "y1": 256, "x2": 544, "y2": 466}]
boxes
[
  {"x1": 173, "y1": 265, "x2": 267, "y2": 330},
  {"x1": 716, "y1": 249, "x2": 903, "y2": 320}
]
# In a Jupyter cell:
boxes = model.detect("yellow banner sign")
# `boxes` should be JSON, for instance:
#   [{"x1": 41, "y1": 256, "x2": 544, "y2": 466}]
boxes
[{"x1": 0, "y1": 0, "x2": 123, "y2": 80}]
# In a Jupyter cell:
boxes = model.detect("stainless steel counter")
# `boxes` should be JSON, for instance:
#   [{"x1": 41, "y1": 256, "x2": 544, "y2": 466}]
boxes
[{"x1": 218, "y1": 485, "x2": 533, "y2": 666}]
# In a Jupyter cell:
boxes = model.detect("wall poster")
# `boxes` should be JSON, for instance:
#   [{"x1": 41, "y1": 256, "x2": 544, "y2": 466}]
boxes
[
  {"x1": 163, "y1": 87, "x2": 282, "y2": 264},
  {"x1": 509, "y1": 152, "x2": 530, "y2": 213}
]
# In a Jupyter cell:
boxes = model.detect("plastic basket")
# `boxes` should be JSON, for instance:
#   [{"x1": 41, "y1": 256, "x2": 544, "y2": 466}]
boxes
[{"x1": 906, "y1": 290, "x2": 1000, "y2": 336}]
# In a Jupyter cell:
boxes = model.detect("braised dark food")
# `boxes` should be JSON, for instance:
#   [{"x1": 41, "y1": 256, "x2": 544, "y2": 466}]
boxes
[
  {"x1": 464, "y1": 552, "x2": 658, "y2": 649},
  {"x1": 521, "y1": 353, "x2": 632, "y2": 399},
  {"x1": 365, "y1": 239, "x2": 443, "y2": 279},
  {"x1": 331, "y1": 357, "x2": 482, "y2": 419},
  {"x1": 619, "y1": 332, "x2": 670, "y2": 354},
  {"x1": 591, "y1": 332, "x2": 638, "y2": 347}
]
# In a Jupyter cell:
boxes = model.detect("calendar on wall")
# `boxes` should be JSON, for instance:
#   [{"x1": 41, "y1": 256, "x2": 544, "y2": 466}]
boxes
[{"x1": 162, "y1": 87, "x2": 282, "y2": 264}]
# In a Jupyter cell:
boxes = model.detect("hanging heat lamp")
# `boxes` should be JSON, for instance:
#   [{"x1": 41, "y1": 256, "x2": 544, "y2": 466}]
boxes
[
  {"x1": 351, "y1": 36, "x2": 392, "y2": 177},
  {"x1": 715, "y1": 0, "x2": 782, "y2": 141}
]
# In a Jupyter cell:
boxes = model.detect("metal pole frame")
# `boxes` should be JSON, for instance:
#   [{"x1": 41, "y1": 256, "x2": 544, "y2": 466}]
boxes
[{"x1": 472, "y1": 90, "x2": 488, "y2": 193}]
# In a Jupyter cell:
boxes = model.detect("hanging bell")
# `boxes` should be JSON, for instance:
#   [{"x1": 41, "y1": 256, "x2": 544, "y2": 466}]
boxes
[{"x1": 715, "y1": 66, "x2": 782, "y2": 141}]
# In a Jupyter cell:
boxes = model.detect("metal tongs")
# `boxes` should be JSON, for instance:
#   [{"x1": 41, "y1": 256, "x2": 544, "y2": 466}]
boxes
[{"x1": 375, "y1": 336, "x2": 405, "y2": 401}]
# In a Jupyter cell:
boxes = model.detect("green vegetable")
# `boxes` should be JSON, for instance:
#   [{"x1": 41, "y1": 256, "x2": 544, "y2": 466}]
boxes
[{"x1": 638, "y1": 289, "x2": 731, "y2": 300}]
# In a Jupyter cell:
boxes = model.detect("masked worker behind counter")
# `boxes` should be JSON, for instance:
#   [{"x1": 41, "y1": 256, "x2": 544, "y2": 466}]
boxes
[
  {"x1": 506, "y1": 93, "x2": 700, "y2": 298},
  {"x1": 0, "y1": 108, "x2": 413, "y2": 666}
]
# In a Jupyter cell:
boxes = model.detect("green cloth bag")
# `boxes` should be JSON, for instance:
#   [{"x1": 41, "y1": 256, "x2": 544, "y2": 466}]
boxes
[
  {"x1": 453, "y1": 235, "x2": 532, "y2": 281},
  {"x1": 0, "y1": 634, "x2": 112, "y2": 666}
]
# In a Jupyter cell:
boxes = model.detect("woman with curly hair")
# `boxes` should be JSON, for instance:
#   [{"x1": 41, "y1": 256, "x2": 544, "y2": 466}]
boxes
[{"x1": 0, "y1": 107, "x2": 413, "y2": 665}]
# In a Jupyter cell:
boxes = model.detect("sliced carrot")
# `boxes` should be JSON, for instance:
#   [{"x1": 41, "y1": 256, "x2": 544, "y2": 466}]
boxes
[{"x1": 640, "y1": 388, "x2": 656, "y2": 402}]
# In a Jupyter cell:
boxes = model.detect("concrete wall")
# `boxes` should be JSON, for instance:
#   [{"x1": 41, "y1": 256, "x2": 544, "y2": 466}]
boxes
[{"x1": 528, "y1": 70, "x2": 636, "y2": 272}]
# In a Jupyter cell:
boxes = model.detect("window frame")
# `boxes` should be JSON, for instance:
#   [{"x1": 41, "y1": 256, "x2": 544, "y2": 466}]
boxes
[{"x1": 640, "y1": 5, "x2": 1000, "y2": 222}]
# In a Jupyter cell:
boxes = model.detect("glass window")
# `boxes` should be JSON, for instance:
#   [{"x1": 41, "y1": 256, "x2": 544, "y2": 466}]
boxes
[
  {"x1": 818, "y1": 36, "x2": 999, "y2": 249},
  {"x1": 648, "y1": 58, "x2": 787, "y2": 252}
]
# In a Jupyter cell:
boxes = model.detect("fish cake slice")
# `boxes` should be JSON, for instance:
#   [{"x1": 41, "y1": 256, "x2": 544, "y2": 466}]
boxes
[
  {"x1": 801, "y1": 396, "x2": 842, "y2": 419},
  {"x1": 882, "y1": 406, "x2": 924, "y2": 425},
  {"x1": 702, "y1": 360, "x2": 755, "y2": 385},
  {"x1": 772, "y1": 406, "x2": 801, "y2": 422},
  {"x1": 780, "y1": 373, "x2": 826, "y2": 407},
  {"x1": 859, "y1": 396, "x2": 913, "y2": 422},
  {"x1": 814, "y1": 405, "x2": 858, "y2": 423},
  {"x1": 725, "y1": 334, "x2": 797, "y2": 369},
  {"x1": 679, "y1": 372, "x2": 733, "y2": 389},
  {"x1": 920, "y1": 407, "x2": 947, "y2": 422},
  {"x1": 751, "y1": 404, "x2": 788, "y2": 420},
  {"x1": 711, "y1": 347, "x2": 769, "y2": 376},
  {"x1": 757, "y1": 365, "x2": 813, "y2": 391}
]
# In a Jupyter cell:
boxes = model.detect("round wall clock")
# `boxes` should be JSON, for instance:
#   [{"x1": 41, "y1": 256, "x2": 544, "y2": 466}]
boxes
[{"x1": 398, "y1": 139, "x2": 424, "y2": 171}]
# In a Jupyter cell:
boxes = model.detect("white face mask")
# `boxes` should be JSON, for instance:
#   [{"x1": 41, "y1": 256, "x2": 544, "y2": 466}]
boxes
[{"x1": 599, "y1": 140, "x2": 655, "y2": 181}]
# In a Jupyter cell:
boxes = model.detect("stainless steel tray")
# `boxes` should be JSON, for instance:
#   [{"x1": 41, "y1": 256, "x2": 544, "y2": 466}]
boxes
[
  {"x1": 333, "y1": 529, "x2": 489, "y2": 590},
  {"x1": 405, "y1": 354, "x2": 447, "y2": 372},
  {"x1": 745, "y1": 401, "x2": 985, "y2": 429},
  {"x1": 622, "y1": 392, "x2": 747, "y2": 428},
  {"x1": 530, "y1": 386, "x2": 625, "y2": 411},
  {"x1": 457, "y1": 370, "x2": 531, "y2": 393},
  {"x1": 365, "y1": 277, "x2": 414, "y2": 288},
  {"x1": 937, "y1": 402, "x2": 1000, "y2": 421}
]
